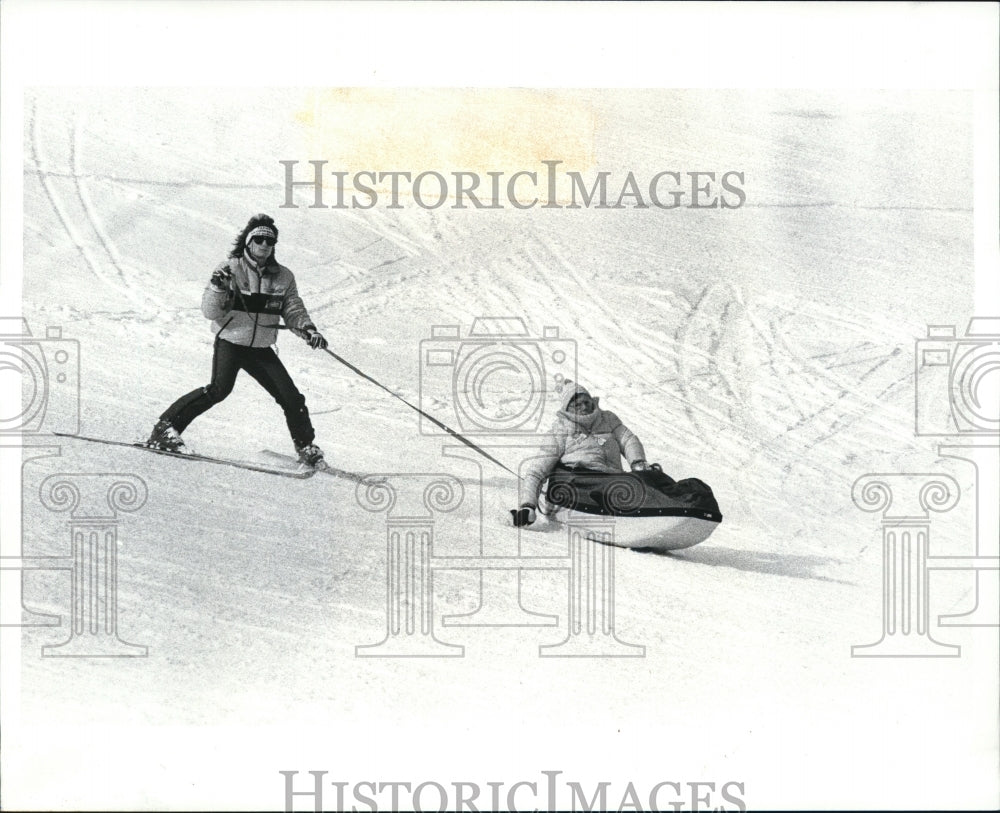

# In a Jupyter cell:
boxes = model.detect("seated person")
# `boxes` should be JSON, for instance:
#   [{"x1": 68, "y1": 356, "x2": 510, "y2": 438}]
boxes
[{"x1": 511, "y1": 381, "x2": 648, "y2": 527}]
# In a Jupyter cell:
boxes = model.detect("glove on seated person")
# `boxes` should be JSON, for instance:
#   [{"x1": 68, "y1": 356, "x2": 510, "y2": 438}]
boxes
[{"x1": 510, "y1": 504, "x2": 536, "y2": 527}]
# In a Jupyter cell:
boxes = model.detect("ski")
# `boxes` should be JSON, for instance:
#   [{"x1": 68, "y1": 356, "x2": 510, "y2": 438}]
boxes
[
  {"x1": 54, "y1": 432, "x2": 316, "y2": 479},
  {"x1": 261, "y1": 450, "x2": 366, "y2": 483}
]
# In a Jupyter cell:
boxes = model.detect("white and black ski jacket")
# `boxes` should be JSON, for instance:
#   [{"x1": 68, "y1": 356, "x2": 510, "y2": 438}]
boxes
[{"x1": 201, "y1": 253, "x2": 316, "y2": 348}]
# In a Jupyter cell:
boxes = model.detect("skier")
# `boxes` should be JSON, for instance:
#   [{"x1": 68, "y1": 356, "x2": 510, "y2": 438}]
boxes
[
  {"x1": 510, "y1": 381, "x2": 649, "y2": 527},
  {"x1": 146, "y1": 213, "x2": 329, "y2": 467}
]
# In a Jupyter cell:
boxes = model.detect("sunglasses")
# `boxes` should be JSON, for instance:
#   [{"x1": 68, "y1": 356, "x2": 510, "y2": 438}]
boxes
[{"x1": 250, "y1": 235, "x2": 276, "y2": 246}]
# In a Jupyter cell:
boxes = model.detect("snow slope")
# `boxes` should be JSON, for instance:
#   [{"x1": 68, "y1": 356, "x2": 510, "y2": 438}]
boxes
[{"x1": 7, "y1": 87, "x2": 997, "y2": 810}]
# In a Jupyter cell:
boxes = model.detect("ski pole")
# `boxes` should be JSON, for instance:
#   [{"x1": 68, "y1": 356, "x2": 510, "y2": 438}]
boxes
[{"x1": 276, "y1": 325, "x2": 521, "y2": 478}]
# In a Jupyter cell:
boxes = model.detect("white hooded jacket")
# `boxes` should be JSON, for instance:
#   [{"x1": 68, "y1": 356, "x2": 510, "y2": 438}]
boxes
[{"x1": 520, "y1": 382, "x2": 646, "y2": 507}]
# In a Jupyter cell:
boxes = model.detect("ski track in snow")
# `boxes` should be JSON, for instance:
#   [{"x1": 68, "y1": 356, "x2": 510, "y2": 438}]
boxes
[{"x1": 28, "y1": 99, "x2": 164, "y2": 313}]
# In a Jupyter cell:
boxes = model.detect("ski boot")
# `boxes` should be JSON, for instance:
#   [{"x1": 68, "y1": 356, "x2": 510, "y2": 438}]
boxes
[
  {"x1": 146, "y1": 419, "x2": 186, "y2": 452},
  {"x1": 295, "y1": 442, "x2": 326, "y2": 469}
]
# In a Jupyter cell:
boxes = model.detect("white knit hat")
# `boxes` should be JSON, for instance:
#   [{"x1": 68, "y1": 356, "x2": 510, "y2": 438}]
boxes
[{"x1": 247, "y1": 225, "x2": 277, "y2": 242}]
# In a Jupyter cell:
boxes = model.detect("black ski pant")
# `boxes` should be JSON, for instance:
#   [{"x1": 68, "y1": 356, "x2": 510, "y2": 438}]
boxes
[{"x1": 161, "y1": 337, "x2": 315, "y2": 448}]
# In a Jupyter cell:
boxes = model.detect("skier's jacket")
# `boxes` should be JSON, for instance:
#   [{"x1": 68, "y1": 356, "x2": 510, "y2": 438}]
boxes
[
  {"x1": 201, "y1": 252, "x2": 315, "y2": 348},
  {"x1": 521, "y1": 383, "x2": 646, "y2": 506}
]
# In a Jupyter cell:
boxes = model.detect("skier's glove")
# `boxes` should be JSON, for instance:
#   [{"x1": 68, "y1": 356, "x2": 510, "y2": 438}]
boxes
[
  {"x1": 510, "y1": 504, "x2": 536, "y2": 527},
  {"x1": 210, "y1": 266, "x2": 233, "y2": 291},
  {"x1": 306, "y1": 328, "x2": 328, "y2": 350},
  {"x1": 630, "y1": 459, "x2": 649, "y2": 471}
]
